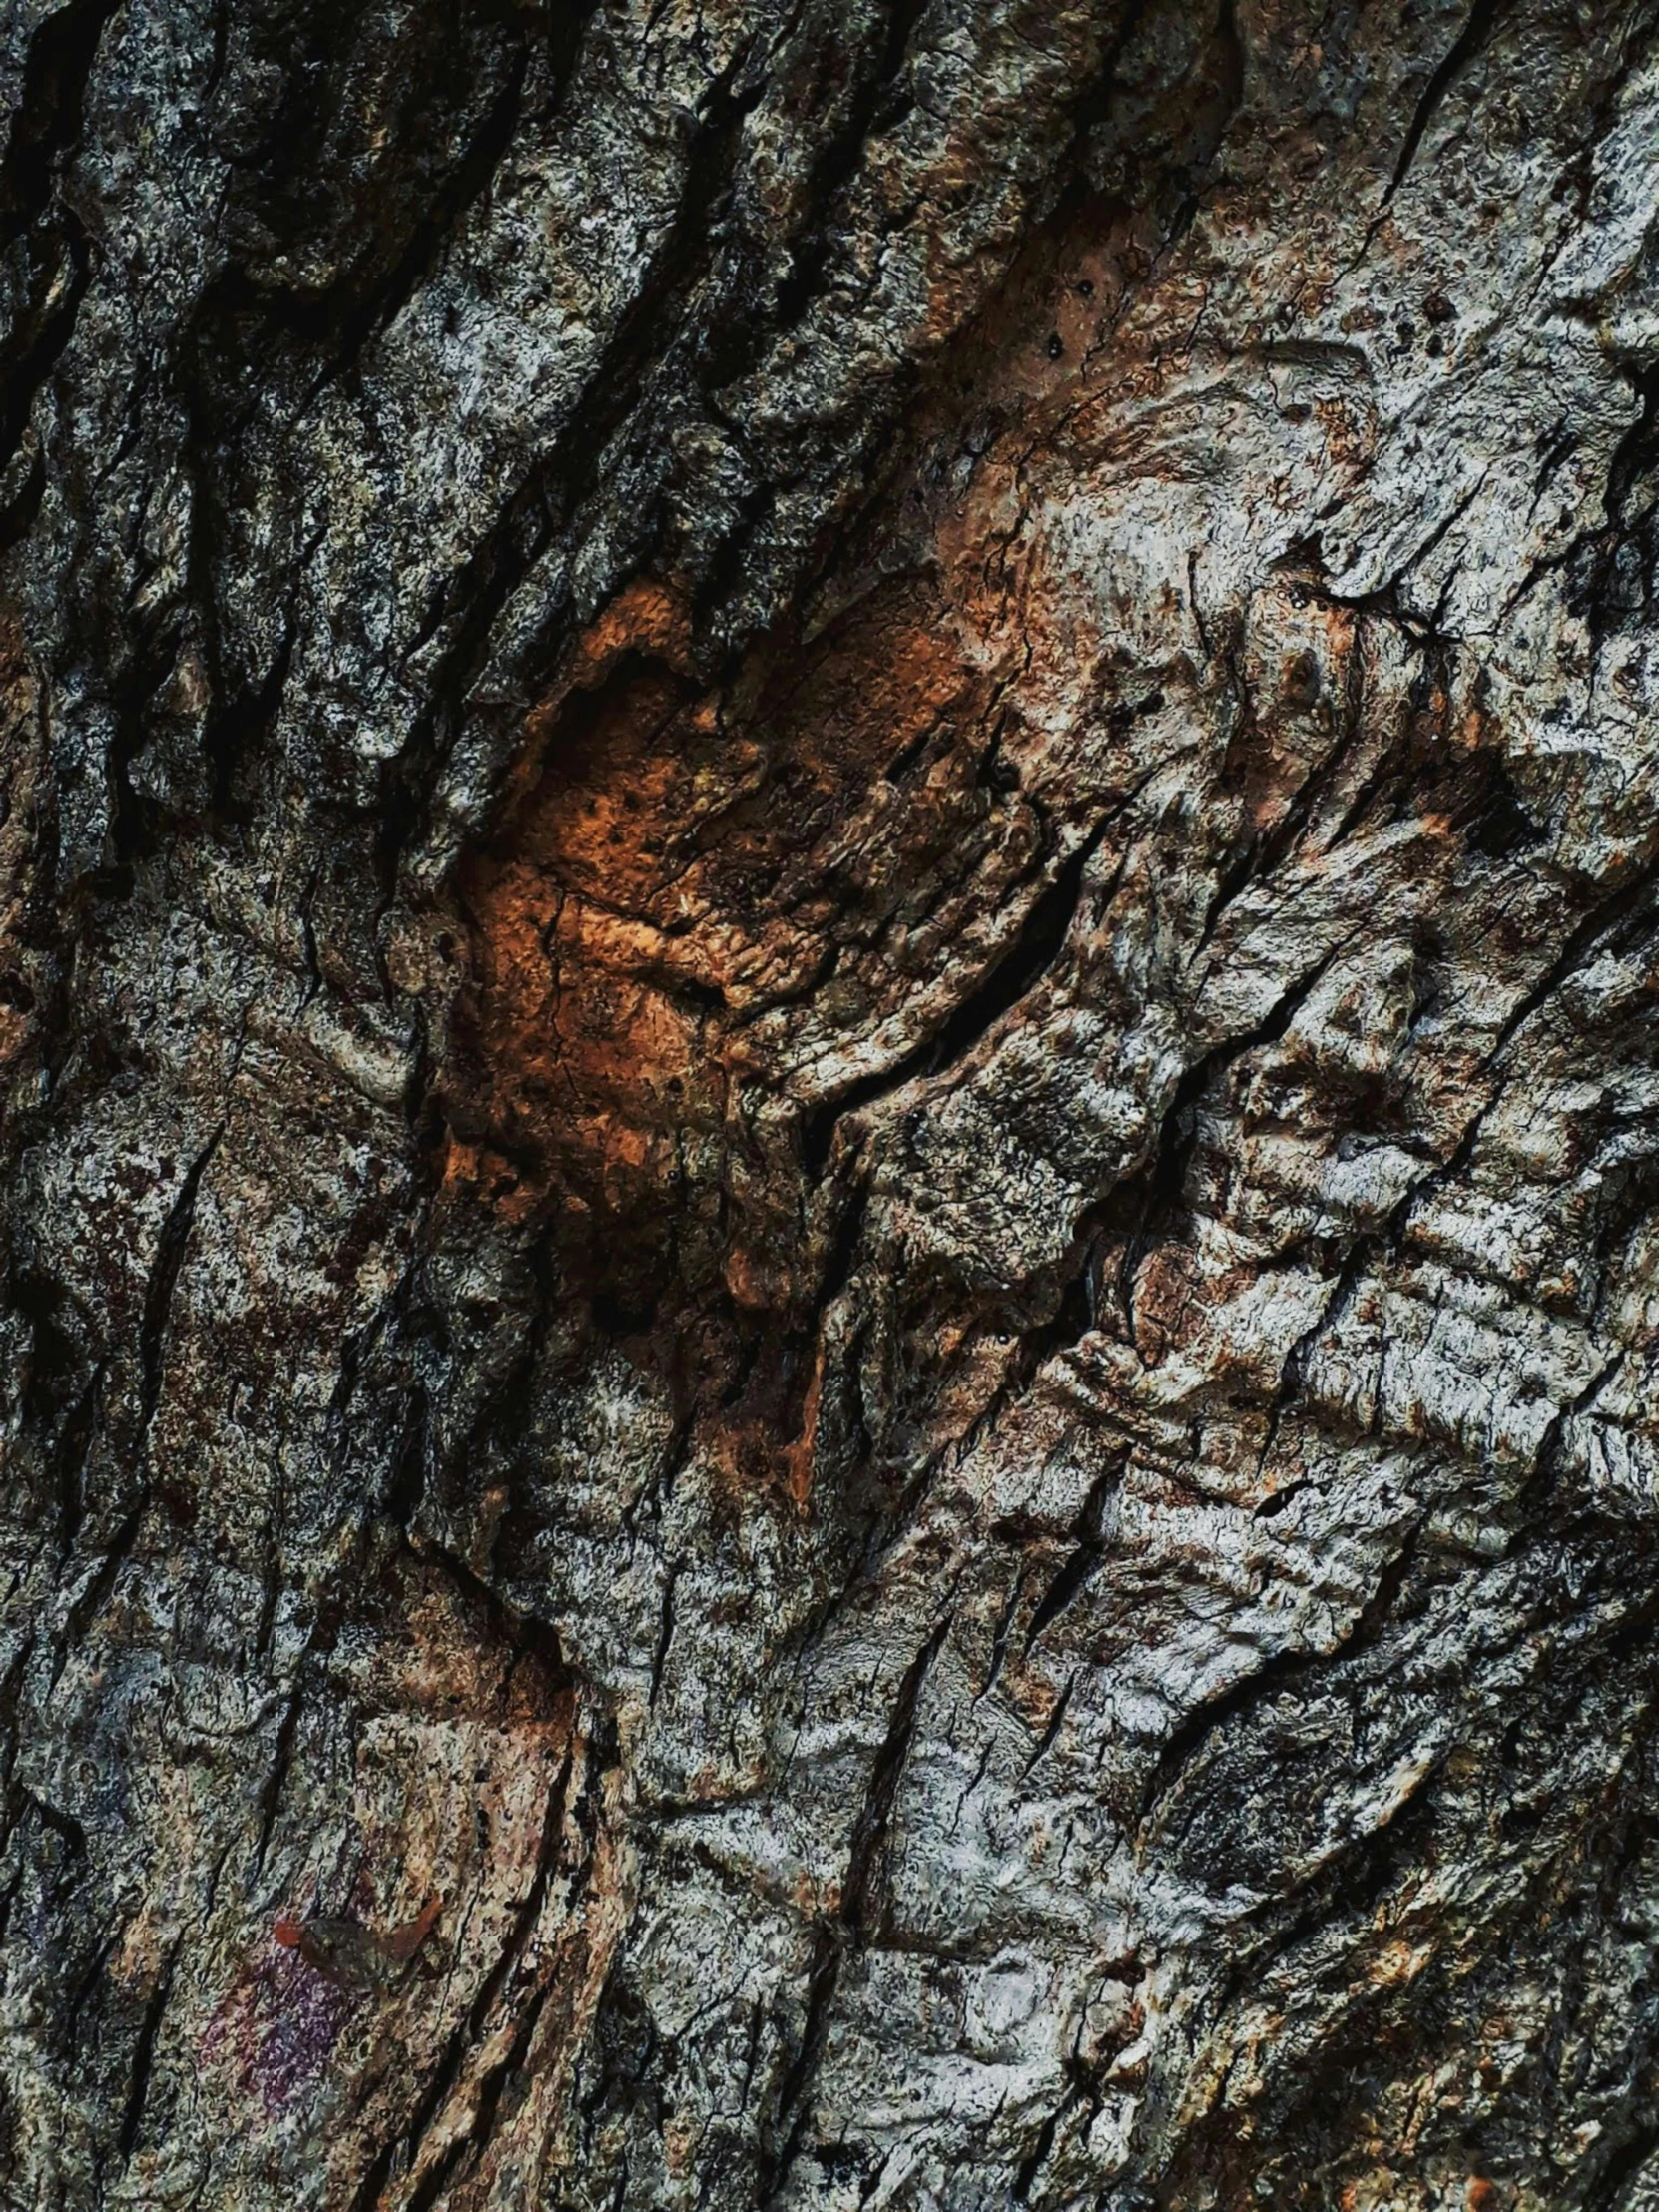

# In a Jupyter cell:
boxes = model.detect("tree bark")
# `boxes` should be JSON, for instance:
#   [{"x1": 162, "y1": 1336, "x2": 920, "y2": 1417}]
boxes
[{"x1": 3, "y1": 0, "x2": 1659, "y2": 2205}]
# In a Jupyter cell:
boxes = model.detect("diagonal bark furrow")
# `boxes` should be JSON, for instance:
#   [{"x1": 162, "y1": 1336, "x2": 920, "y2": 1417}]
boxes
[
  {"x1": 1022, "y1": 1457, "x2": 1124, "y2": 1652},
  {"x1": 765, "y1": 0, "x2": 939, "y2": 337},
  {"x1": 1012, "y1": 2084, "x2": 1080, "y2": 2201},
  {"x1": 360, "y1": 1738, "x2": 578, "y2": 2212},
  {"x1": 403, "y1": 1981, "x2": 552, "y2": 2212},
  {"x1": 205, "y1": 26, "x2": 543, "y2": 396},
  {"x1": 249, "y1": 1553, "x2": 362, "y2": 1880},
  {"x1": 53, "y1": 1502, "x2": 142, "y2": 1687},
  {"x1": 1115, "y1": 941, "x2": 1349, "y2": 1329},
  {"x1": 0, "y1": 0, "x2": 123, "y2": 242},
  {"x1": 1384, "y1": 0, "x2": 1519, "y2": 202},
  {"x1": 1137, "y1": 1520, "x2": 1423, "y2": 1833},
  {"x1": 137, "y1": 1129, "x2": 221, "y2": 1442},
  {"x1": 378, "y1": 53, "x2": 775, "y2": 880},
  {"x1": 760, "y1": 1612, "x2": 952, "y2": 2202},
  {"x1": 115, "y1": 1944, "x2": 175, "y2": 2163},
  {"x1": 1020, "y1": 1668, "x2": 1076, "y2": 1780},
  {"x1": 800, "y1": 813, "x2": 1114, "y2": 1177}
]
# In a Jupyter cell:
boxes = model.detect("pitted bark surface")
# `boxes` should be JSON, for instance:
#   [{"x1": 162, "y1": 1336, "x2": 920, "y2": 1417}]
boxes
[{"x1": 3, "y1": 4, "x2": 1659, "y2": 2208}]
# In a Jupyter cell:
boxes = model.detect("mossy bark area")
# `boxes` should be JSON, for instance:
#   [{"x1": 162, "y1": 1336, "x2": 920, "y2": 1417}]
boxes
[{"x1": 3, "y1": 3, "x2": 1659, "y2": 2206}]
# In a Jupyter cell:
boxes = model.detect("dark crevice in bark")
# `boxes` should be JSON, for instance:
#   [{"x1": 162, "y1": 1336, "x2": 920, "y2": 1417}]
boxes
[
  {"x1": 0, "y1": 0, "x2": 123, "y2": 240},
  {"x1": 1020, "y1": 1668, "x2": 1077, "y2": 1780},
  {"x1": 249, "y1": 1674, "x2": 306, "y2": 1882},
  {"x1": 1061, "y1": 0, "x2": 1148, "y2": 178},
  {"x1": 1485, "y1": 846, "x2": 1659, "y2": 1068},
  {"x1": 137, "y1": 1129, "x2": 221, "y2": 1441},
  {"x1": 0, "y1": 0, "x2": 124, "y2": 480},
  {"x1": 1115, "y1": 941, "x2": 1347, "y2": 1332},
  {"x1": 1587, "y1": 2115, "x2": 1659, "y2": 2211},
  {"x1": 1384, "y1": 0, "x2": 1519, "y2": 202},
  {"x1": 115, "y1": 1948, "x2": 174, "y2": 2162},
  {"x1": 649, "y1": 1561, "x2": 681, "y2": 1708},
  {"x1": 1138, "y1": 1519, "x2": 1422, "y2": 1832},
  {"x1": 51, "y1": 1364, "x2": 101, "y2": 1559},
  {"x1": 978, "y1": 1565, "x2": 1025, "y2": 1702},
  {"x1": 360, "y1": 1737, "x2": 577, "y2": 2212},
  {"x1": 1200, "y1": 607, "x2": 1373, "y2": 953},
  {"x1": 1022, "y1": 1458, "x2": 1123, "y2": 1652},
  {"x1": 760, "y1": 1613, "x2": 951, "y2": 2205},
  {"x1": 250, "y1": 1554, "x2": 361, "y2": 1879},
  {"x1": 382, "y1": 1383, "x2": 430, "y2": 1528},
  {"x1": 1156, "y1": 0, "x2": 1246, "y2": 260},
  {"x1": 768, "y1": 0, "x2": 935, "y2": 336},
  {"x1": 405, "y1": 1981, "x2": 552, "y2": 2212},
  {"x1": 377, "y1": 50, "x2": 771, "y2": 886},
  {"x1": 408, "y1": 1531, "x2": 570, "y2": 1700},
  {"x1": 0, "y1": 437, "x2": 46, "y2": 547},
  {"x1": 303, "y1": 37, "x2": 534, "y2": 398},
  {"x1": 801, "y1": 816, "x2": 1108, "y2": 1176},
  {"x1": 0, "y1": 215, "x2": 93, "y2": 477},
  {"x1": 200, "y1": 618, "x2": 294, "y2": 822},
  {"x1": 1013, "y1": 2085, "x2": 1080, "y2": 2201},
  {"x1": 54, "y1": 1501, "x2": 142, "y2": 1685},
  {"x1": 16, "y1": 1782, "x2": 87, "y2": 1869},
  {"x1": 1253, "y1": 1238, "x2": 1374, "y2": 1474}
]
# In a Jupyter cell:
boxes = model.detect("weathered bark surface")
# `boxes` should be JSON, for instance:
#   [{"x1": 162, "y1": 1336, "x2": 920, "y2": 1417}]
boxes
[{"x1": 3, "y1": 1, "x2": 1659, "y2": 2204}]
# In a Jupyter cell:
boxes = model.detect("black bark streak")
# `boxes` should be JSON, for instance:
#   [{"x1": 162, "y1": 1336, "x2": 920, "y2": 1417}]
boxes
[
  {"x1": 360, "y1": 1737, "x2": 577, "y2": 2212},
  {"x1": 1484, "y1": 849, "x2": 1659, "y2": 1068},
  {"x1": 410, "y1": 1530, "x2": 570, "y2": 1697},
  {"x1": 1022, "y1": 1458, "x2": 1123, "y2": 1653},
  {"x1": 404, "y1": 1982, "x2": 552, "y2": 2212},
  {"x1": 1138, "y1": 1518, "x2": 1422, "y2": 1834},
  {"x1": 1013, "y1": 2086, "x2": 1079, "y2": 2201},
  {"x1": 51, "y1": 1364, "x2": 102, "y2": 1559},
  {"x1": 304, "y1": 36, "x2": 535, "y2": 400},
  {"x1": 116, "y1": 1946, "x2": 175, "y2": 2162},
  {"x1": 1384, "y1": 0, "x2": 1518, "y2": 201},
  {"x1": 0, "y1": 212, "x2": 93, "y2": 476},
  {"x1": 801, "y1": 814, "x2": 1112, "y2": 1176},
  {"x1": 768, "y1": 0, "x2": 934, "y2": 335},
  {"x1": 1117, "y1": 940, "x2": 1348, "y2": 1331},
  {"x1": 760, "y1": 1613, "x2": 951, "y2": 2206},
  {"x1": 250, "y1": 1535, "x2": 369, "y2": 1881},
  {"x1": 649, "y1": 1561, "x2": 681, "y2": 1708},
  {"x1": 1253, "y1": 1238, "x2": 1374, "y2": 1477},
  {"x1": 1021, "y1": 1668, "x2": 1077, "y2": 1779},
  {"x1": 54, "y1": 1500, "x2": 142, "y2": 1686},
  {"x1": 381, "y1": 46, "x2": 773, "y2": 881},
  {"x1": 138, "y1": 1128, "x2": 221, "y2": 1443},
  {"x1": 250, "y1": 1662, "x2": 308, "y2": 1880},
  {"x1": 0, "y1": 0, "x2": 123, "y2": 239},
  {"x1": 0, "y1": 0, "x2": 124, "y2": 474}
]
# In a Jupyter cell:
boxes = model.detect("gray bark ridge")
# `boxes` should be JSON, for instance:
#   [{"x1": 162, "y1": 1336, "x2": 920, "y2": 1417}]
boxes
[{"x1": 2, "y1": 2, "x2": 1659, "y2": 2208}]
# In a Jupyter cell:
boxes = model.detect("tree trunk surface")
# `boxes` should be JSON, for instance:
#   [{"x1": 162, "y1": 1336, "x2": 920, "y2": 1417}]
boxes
[{"x1": 3, "y1": 1, "x2": 1659, "y2": 2205}]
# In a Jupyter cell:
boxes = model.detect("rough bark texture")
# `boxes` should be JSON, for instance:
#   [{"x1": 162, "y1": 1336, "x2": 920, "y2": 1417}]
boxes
[{"x1": 3, "y1": 1, "x2": 1659, "y2": 2205}]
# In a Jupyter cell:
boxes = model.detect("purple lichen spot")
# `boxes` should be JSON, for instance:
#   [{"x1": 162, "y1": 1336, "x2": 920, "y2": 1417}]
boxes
[{"x1": 204, "y1": 1933, "x2": 361, "y2": 2121}]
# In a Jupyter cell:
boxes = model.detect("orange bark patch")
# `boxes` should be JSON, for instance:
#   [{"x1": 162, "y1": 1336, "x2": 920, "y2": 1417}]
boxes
[{"x1": 443, "y1": 572, "x2": 995, "y2": 1331}]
